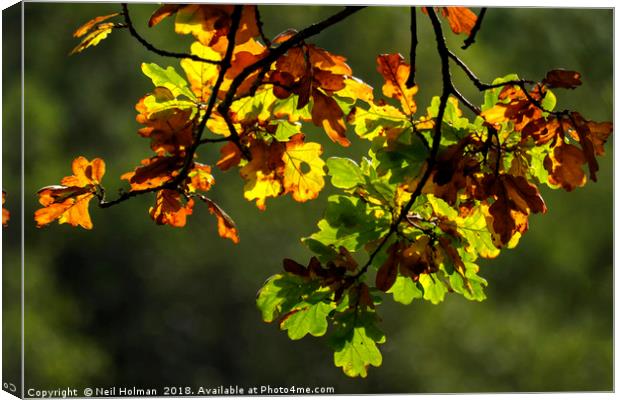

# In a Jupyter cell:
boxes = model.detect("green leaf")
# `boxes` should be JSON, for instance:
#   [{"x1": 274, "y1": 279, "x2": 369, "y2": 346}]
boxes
[
  {"x1": 141, "y1": 62, "x2": 196, "y2": 101},
  {"x1": 387, "y1": 275, "x2": 422, "y2": 305},
  {"x1": 280, "y1": 301, "x2": 335, "y2": 340},
  {"x1": 326, "y1": 158, "x2": 364, "y2": 189},
  {"x1": 375, "y1": 140, "x2": 426, "y2": 183},
  {"x1": 419, "y1": 273, "x2": 447, "y2": 304},
  {"x1": 305, "y1": 195, "x2": 390, "y2": 252},
  {"x1": 448, "y1": 259, "x2": 487, "y2": 302},
  {"x1": 272, "y1": 95, "x2": 312, "y2": 122},
  {"x1": 256, "y1": 273, "x2": 318, "y2": 323},
  {"x1": 329, "y1": 311, "x2": 385, "y2": 378},
  {"x1": 273, "y1": 121, "x2": 301, "y2": 142},
  {"x1": 458, "y1": 206, "x2": 500, "y2": 259},
  {"x1": 349, "y1": 103, "x2": 409, "y2": 141},
  {"x1": 231, "y1": 86, "x2": 278, "y2": 123},
  {"x1": 540, "y1": 89, "x2": 557, "y2": 113},
  {"x1": 142, "y1": 87, "x2": 196, "y2": 117}
]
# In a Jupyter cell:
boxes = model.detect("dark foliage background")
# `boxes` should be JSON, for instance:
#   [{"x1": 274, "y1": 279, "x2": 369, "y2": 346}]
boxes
[{"x1": 3, "y1": 3, "x2": 612, "y2": 393}]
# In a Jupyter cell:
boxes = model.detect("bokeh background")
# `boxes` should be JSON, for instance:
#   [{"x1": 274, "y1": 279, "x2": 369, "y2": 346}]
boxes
[{"x1": 2, "y1": 3, "x2": 613, "y2": 394}]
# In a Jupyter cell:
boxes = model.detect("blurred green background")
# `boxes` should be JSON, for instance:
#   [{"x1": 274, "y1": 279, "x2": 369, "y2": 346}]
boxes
[{"x1": 3, "y1": 3, "x2": 612, "y2": 393}]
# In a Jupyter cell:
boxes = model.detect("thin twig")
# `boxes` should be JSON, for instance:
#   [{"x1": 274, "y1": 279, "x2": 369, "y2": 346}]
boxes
[
  {"x1": 462, "y1": 8, "x2": 487, "y2": 50},
  {"x1": 121, "y1": 3, "x2": 220, "y2": 64}
]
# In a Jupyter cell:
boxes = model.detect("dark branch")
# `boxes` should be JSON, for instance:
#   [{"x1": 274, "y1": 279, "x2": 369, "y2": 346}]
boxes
[
  {"x1": 462, "y1": 8, "x2": 487, "y2": 50},
  {"x1": 198, "y1": 136, "x2": 233, "y2": 145},
  {"x1": 97, "y1": 186, "x2": 159, "y2": 208},
  {"x1": 121, "y1": 3, "x2": 220, "y2": 64},
  {"x1": 406, "y1": 7, "x2": 418, "y2": 87}
]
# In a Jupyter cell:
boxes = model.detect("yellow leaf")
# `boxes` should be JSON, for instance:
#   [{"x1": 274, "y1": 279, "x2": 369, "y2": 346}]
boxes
[
  {"x1": 180, "y1": 41, "x2": 222, "y2": 101},
  {"x1": 70, "y1": 22, "x2": 115, "y2": 55},
  {"x1": 282, "y1": 135, "x2": 325, "y2": 202}
]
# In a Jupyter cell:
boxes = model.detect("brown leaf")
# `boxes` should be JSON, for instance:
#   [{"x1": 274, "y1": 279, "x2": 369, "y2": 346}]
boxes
[
  {"x1": 198, "y1": 196, "x2": 240, "y2": 244},
  {"x1": 376, "y1": 242, "x2": 400, "y2": 292},
  {"x1": 544, "y1": 141, "x2": 587, "y2": 191},
  {"x1": 121, "y1": 156, "x2": 184, "y2": 191},
  {"x1": 311, "y1": 89, "x2": 349, "y2": 147},
  {"x1": 149, "y1": 189, "x2": 194, "y2": 227},
  {"x1": 543, "y1": 69, "x2": 582, "y2": 89}
]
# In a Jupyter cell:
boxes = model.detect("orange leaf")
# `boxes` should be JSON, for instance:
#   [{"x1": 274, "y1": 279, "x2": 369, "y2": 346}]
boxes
[
  {"x1": 121, "y1": 156, "x2": 184, "y2": 191},
  {"x1": 73, "y1": 12, "x2": 119, "y2": 38},
  {"x1": 376, "y1": 54, "x2": 418, "y2": 115},
  {"x1": 198, "y1": 196, "x2": 239, "y2": 244},
  {"x1": 544, "y1": 141, "x2": 587, "y2": 191},
  {"x1": 216, "y1": 142, "x2": 243, "y2": 171},
  {"x1": 149, "y1": 189, "x2": 194, "y2": 227},
  {"x1": 135, "y1": 96, "x2": 195, "y2": 156},
  {"x1": 148, "y1": 5, "x2": 183, "y2": 27},
  {"x1": 439, "y1": 7, "x2": 478, "y2": 35},
  {"x1": 2, "y1": 191, "x2": 9, "y2": 227},
  {"x1": 311, "y1": 90, "x2": 350, "y2": 147},
  {"x1": 61, "y1": 156, "x2": 105, "y2": 187}
]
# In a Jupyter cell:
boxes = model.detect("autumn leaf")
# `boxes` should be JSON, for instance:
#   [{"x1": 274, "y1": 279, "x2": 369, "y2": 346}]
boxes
[
  {"x1": 121, "y1": 156, "x2": 184, "y2": 191},
  {"x1": 149, "y1": 189, "x2": 194, "y2": 227},
  {"x1": 544, "y1": 141, "x2": 587, "y2": 191},
  {"x1": 34, "y1": 156, "x2": 105, "y2": 229},
  {"x1": 376, "y1": 242, "x2": 400, "y2": 292},
  {"x1": 311, "y1": 89, "x2": 349, "y2": 147},
  {"x1": 282, "y1": 134, "x2": 326, "y2": 202},
  {"x1": 216, "y1": 142, "x2": 243, "y2": 171},
  {"x1": 543, "y1": 69, "x2": 582, "y2": 89},
  {"x1": 135, "y1": 96, "x2": 195, "y2": 156},
  {"x1": 148, "y1": 4, "x2": 183, "y2": 27},
  {"x1": 195, "y1": 195, "x2": 239, "y2": 244},
  {"x1": 240, "y1": 140, "x2": 285, "y2": 210},
  {"x1": 180, "y1": 41, "x2": 222, "y2": 101},
  {"x1": 423, "y1": 7, "x2": 477, "y2": 35},
  {"x1": 376, "y1": 54, "x2": 418, "y2": 115},
  {"x1": 187, "y1": 163, "x2": 215, "y2": 192},
  {"x1": 73, "y1": 12, "x2": 120, "y2": 38},
  {"x1": 568, "y1": 112, "x2": 613, "y2": 182},
  {"x1": 162, "y1": 5, "x2": 259, "y2": 54},
  {"x1": 2, "y1": 191, "x2": 8, "y2": 227},
  {"x1": 480, "y1": 174, "x2": 547, "y2": 246}
]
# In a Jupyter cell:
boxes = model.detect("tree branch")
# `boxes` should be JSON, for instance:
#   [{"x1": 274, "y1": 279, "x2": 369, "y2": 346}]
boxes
[
  {"x1": 462, "y1": 8, "x2": 487, "y2": 50},
  {"x1": 121, "y1": 3, "x2": 220, "y2": 64}
]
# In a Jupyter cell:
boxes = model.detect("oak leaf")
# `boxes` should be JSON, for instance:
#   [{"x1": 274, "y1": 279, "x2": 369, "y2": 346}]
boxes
[
  {"x1": 376, "y1": 54, "x2": 418, "y2": 115},
  {"x1": 282, "y1": 134, "x2": 326, "y2": 202},
  {"x1": 34, "y1": 157, "x2": 105, "y2": 229},
  {"x1": 149, "y1": 189, "x2": 194, "y2": 227}
]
